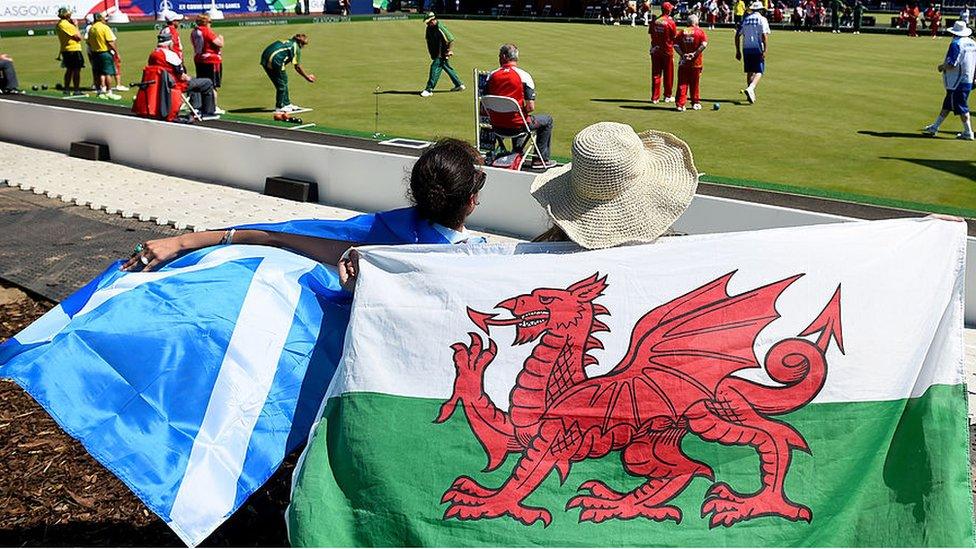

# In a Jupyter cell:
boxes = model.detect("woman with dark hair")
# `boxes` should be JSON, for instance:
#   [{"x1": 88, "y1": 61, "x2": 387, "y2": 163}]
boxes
[
  {"x1": 1, "y1": 138, "x2": 487, "y2": 544},
  {"x1": 124, "y1": 137, "x2": 485, "y2": 279}
]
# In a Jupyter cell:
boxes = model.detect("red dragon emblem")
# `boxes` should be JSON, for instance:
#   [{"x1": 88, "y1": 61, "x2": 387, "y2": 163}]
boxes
[{"x1": 435, "y1": 272, "x2": 843, "y2": 528}]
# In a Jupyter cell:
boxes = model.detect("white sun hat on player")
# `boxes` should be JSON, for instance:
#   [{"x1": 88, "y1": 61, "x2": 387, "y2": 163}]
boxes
[
  {"x1": 530, "y1": 122, "x2": 698, "y2": 250},
  {"x1": 947, "y1": 20, "x2": 973, "y2": 37},
  {"x1": 748, "y1": 0, "x2": 765, "y2": 9}
]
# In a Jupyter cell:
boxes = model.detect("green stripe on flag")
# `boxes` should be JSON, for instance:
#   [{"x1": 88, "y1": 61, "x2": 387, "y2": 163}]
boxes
[{"x1": 289, "y1": 384, "x2": 974, "y2": 547}]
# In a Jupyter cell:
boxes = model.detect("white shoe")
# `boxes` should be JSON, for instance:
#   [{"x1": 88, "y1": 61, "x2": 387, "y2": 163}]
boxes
[
  {"x1": 663, "y1": 96, "x2": 675, "y2": 103},
  {"x1": 420, "y1": 89, "x2": 433, "y2": 97},
  {"x1": 676, "y1": 105, "x2": 685, "y2": 111},
  {"x1": 450, "y1": 84, "x2": 465, "y2": 92},
  {"x1": 692, "y1": 103, "x2": 702, "y2": 110},
  {"x1": 922, "y1": 124, "x2": 939, "y2": 136},
  {"x1": 651, "y1": 99, "x2": 660, "y2": 104},
  {"x1": 278, "y1": 104, "x2": 299, "y2": 113},
  {"x1": 213, "y1": 107, "x2": 226, "y2": 115},
  {"x1": 743, "y1": 87, "x2": 756, "y2": 104},
  {"x1": 956, "y1": 131, "x2": 975, "y2": 141},
  {"x1": 114, "y1": 84, "x2": 129, "y2": 91}
]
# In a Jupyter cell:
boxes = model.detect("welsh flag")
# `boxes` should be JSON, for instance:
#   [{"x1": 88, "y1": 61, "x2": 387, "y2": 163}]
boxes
[{"x1": 288, "y1": 218, "x2": 974, "y2": 547}]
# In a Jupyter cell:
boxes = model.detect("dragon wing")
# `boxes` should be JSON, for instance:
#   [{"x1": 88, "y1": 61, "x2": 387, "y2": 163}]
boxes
[{"x1": 548, "y1": 272, "x2": 801, "y2": 431}]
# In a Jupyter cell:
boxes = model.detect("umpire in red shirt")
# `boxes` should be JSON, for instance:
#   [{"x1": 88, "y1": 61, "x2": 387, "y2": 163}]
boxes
[{"x1": 485, "y1": 44, "x2": 555, "y2": 169}]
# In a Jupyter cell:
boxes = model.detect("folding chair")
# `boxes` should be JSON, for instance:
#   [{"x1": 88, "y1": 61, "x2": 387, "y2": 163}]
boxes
[{"x1": 479, "y1": 94, "x2": 539, "y2": 170}]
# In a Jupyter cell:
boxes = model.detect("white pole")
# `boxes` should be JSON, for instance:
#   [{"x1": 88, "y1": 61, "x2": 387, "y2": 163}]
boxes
[
  {"x1": 107, "y1": 0, "x2": 130, "y2": 23},
  {"x1": 207, "y1": 0, "x2": 225, "y2": 20}
]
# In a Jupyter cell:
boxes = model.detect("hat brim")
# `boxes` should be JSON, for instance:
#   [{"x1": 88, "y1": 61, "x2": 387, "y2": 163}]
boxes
[
  {"x1": 529, "y1": 130, "x2": 698, "y2": 250},
  {"x1": 949, "y1": 27, "x2": 973, "y2": 36}
]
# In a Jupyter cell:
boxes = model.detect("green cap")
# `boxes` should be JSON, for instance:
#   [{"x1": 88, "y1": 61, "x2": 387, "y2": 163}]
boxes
[
  {"x1": 57, "y1": 6, "x2": 72, "y2": 17},
  {"x1": 424, "y1": 11, "x2": 436, "y2": 22}
]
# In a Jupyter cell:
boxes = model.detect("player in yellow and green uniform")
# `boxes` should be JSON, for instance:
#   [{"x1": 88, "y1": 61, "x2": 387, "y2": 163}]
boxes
[
  {"x1": 86, "y1": 13, "x2": 121, "y2": 100},
  {"x1": 260, "y1": 34, "x2": 316, "y2": 113},
  {"x1": 55, "y1": 7, "x2": 84, "y2": 95}
]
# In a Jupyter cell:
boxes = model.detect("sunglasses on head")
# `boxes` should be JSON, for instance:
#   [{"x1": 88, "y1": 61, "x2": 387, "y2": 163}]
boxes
[{"x1": 471, "y1": 170, "x2": 487, "y2": 195}]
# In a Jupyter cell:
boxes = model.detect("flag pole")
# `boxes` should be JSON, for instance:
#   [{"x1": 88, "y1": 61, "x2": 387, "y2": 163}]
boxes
[{"x1": 207, "y1": 0, "x2": 225, "y2": 20}]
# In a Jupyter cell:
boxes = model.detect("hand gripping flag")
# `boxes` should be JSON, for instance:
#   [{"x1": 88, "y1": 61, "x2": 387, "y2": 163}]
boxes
[
  {"x1": 288, "y1": 218, "x2": 974, "y2": 547},
  {"x1": 0, "y1": 208, "x2": 450, "y2": 547}
]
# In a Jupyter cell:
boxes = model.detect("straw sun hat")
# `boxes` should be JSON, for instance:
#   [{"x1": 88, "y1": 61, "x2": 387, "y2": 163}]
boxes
[{"x1": 530, "y1": 122, "x2": 698, "y2": 250}]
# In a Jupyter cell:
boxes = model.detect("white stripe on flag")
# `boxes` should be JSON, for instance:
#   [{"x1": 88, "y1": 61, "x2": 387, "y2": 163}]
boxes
[
  {"x1": 167, "y1": 249, "x2": 318, "y2": 546},
  {"x1": 14, "y1": 246, "x2": 291, "y2": 347},
  {"x1": 14, "y1": 304, "x2": 70, "y2": 345}
]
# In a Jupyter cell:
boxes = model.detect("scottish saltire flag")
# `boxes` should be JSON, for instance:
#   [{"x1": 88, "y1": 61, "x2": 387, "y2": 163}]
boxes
[
  {"x1": 0, "y1": 208, "x2": 451, "y2": 547},
  {"x1": 289, "y1": 218, "x2": 973, "y2": 547}
]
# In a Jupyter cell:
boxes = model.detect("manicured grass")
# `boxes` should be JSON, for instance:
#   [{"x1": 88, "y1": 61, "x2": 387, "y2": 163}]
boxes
[{"x1": 2, "y1": 19, "x2": 974, "y2": 213}]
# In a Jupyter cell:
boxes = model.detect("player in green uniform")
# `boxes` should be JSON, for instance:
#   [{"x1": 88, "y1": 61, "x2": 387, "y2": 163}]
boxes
[
  {"x1": 421, "y1": 13, "x2": 464, "y2": 97},
  {"x1": 853, "y1": 0, "x2": 864, "y2": 34},
  {"x1": 259, "y1": 34, "x2": 316, "y2": 113}
]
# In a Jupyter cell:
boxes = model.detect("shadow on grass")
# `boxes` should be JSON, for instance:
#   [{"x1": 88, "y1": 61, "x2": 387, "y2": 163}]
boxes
[
  {"x1": 375, "y1": 89, "x2": 454, "y2": 96},
  {"x1": 229, "y1": 107, "x2": 275, "y2": 113},
  {"x1": 592, "y1": 97, "x2": 742, "y2": 106},
  {"x1": 880, "y1": 157, "x2": 976, "y2": 180},
  {"x1": 590, "y1": 98, "x2": 651, "y2": 104},
  {"x1": 857, "y1": 130, "x2": 957, "y2": 139}
]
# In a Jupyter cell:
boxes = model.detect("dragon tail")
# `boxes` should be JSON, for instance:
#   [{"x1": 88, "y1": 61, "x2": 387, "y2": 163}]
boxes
[{"x1": 722, "y1": 285, "x2": 843, "y2": 416}]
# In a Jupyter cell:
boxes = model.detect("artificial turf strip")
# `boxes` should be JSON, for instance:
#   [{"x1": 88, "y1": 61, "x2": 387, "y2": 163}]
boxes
[{"x1": 3, "y1": 19, "x2": 973, "y2": 213}]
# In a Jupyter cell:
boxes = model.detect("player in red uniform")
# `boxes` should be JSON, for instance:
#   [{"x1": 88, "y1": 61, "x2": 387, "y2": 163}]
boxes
[
  {"x1": 908, "y1": 4, "x2": 920, "y2": 36},
  {"x1": 928, "y1": 5, "x2": 941, "y2": 38},
  {"x1": 649, "y1": 1, "x2": 678, "y2": 103},
  {"x1": 675, "y1": 14, "x2": 708, "y2": 111}
]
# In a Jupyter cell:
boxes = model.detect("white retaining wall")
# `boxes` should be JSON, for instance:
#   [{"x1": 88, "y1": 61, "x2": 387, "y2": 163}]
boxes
[{"x1": 2, "y1": 97, "x2": 973, "y2": 323}]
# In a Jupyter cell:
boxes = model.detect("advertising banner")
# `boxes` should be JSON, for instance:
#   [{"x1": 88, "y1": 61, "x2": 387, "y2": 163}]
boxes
[{"x1": 0, "y1": 0, "x2": 288, "y2": 22}]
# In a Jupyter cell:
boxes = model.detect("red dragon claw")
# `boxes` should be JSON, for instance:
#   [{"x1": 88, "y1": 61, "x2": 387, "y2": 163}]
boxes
[
  {"x1": 572, "y1": 498, "x2": 682, "y2": 524},
  {"x1": 702, "y1": 487, "x2": 813, "y2": 527},
  {"x1": 468, "y1": 332, "x2": 482, "y2": 355},
  {"x1": 442, "y1": 488, "x2": 492, "y2": 505},
  {"x1": 704, "y1": 482, "x2": 742, "y2": 502},
  {"x1": 450, "y1": 476, "x2": 495, "y2": 497},
  {"x1": 576, "y1": 480, "x2": 624, "y2": 500},
  {"x1": 443, "y1": 498, "x2": 552, "y2": 527},
  {"x1": 433, "y1": 397, "x2": 460, "y2": 424}
]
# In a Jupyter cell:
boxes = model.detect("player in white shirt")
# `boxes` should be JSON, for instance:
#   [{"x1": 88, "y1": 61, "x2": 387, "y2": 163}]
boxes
[
  {"x1": 923, "y1": 21, "x2": 976, "y2": 140},
  {"x1": 735, "y1": 1, "x2": 770, "y2": 103}
]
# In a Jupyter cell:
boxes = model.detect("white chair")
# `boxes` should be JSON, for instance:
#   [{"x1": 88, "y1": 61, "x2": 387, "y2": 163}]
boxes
[{"x1": 479, "y1": 94, "x2": 539, "y2": 170}]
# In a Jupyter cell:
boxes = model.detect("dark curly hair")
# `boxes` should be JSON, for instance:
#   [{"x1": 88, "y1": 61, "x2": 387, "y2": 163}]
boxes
[{"x1": 408, "y1": 138, "x2": 485, "y2": 229}]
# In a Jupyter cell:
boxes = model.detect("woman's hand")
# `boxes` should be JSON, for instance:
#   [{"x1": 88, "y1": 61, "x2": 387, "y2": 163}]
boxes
[
  {"x1": 122, "y1": 236, "x2": 185, "y2": 272},
  {"x1": 338, "y1": 248, "x2": 361, "y2": 292},
  {"x1": 926, "y1": 213, "x2": 966, "y2": 222}
]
